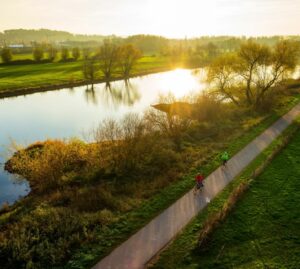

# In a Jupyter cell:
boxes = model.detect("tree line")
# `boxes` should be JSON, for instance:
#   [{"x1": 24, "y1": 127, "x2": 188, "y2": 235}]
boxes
[
  {"x1": 1, "y1": 45, "x2": 83, "y2": 63},
  {"x1": 83, "y1": 41, "x2": 142, "y2": 85},
  {"x1": 2, "y1": 29, "x2": 300, "y2": 55},
  {"x1": 0, "y1": 29, "x2": 109, "y2": 43}
]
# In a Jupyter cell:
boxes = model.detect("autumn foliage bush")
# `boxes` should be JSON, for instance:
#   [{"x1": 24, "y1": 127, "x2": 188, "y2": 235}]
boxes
[{"x1": 7, "y1": 139, "x2": 97, "y2": 193}]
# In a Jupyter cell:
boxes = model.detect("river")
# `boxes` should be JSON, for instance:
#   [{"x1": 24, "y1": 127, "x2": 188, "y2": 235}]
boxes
[{"x1": 0, "y1": 68, "x2": 207, "y2": 206}]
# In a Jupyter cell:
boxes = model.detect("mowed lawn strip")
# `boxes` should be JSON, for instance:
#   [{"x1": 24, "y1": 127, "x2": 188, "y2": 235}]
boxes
[
  {"x1": 0, "y1": 56, "x2": 173, "y2": 92},
  {"x1": 151, "y1": 119, "x2": 300, "y2": 269}
]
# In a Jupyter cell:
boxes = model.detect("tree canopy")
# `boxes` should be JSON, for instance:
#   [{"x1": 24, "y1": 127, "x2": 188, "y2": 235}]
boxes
[{"x1": 207, "y1": 40, "x2": 300, "y2": 108}]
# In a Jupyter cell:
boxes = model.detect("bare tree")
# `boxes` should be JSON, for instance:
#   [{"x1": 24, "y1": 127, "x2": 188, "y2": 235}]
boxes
[
  {"x1": 118, "y1": 44, "x2": 142, "y2": 77},
  {"x1": 237, "y1": 40, "x2": 271, "y2": 105},
  {"x1": 96, "y1": 40, "x2": 119, "y2": 79},
  {"x1": 254, "y1": 40, "x2": 300, "y2": 106},
  {"x1": 72, "y1": 47, "x2": 80, "y2": 60},
  {"x1": 237, "y1": 40, "x2": 299, "y2": 107},
  {"x1": 206, "y1": 53, "x2": 240, "y2": 105},
  {"x1": 207, "y1": 40, "x2": 300, "y2": 108},
  {"x1": 47, "y1": 45, "x2": 57, "y2": 62},
  {"x1": 145, "y1": 94, "x2": 191, "y2": 150},
  {"x1": 83, "y1": 58, "x2": 98, "y2": 88},
  {"x1": 61, "y1": 47, "x2": 69, "y2": 61}
]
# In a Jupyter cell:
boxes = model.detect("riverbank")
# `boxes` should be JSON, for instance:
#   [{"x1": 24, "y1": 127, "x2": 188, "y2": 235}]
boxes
[
  {"x1": 0, "y1": 66, "x2": 176, "y2": 99},
  {"x1": 0, "y1": 55, "x2": 199, "y2": 99},
  {"x1": 1, "y1": 89, "x2": 300, "y2": 269}
]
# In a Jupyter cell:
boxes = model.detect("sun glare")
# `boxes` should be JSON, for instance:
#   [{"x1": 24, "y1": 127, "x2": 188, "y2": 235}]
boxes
[
  {"x1": 144, "y1": 0, "x2": 218, "y2": 37},
  {"x1": 158, "y1": 69, "x2": 205, "y2": 98}
]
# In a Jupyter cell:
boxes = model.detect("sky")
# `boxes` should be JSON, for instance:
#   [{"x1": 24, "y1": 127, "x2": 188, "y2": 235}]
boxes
[{"x1": 0, "y1": 0, "x2": 300, "y2": 37}]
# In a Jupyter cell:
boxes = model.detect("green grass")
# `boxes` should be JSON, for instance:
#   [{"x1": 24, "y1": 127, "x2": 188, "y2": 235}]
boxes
[
  {"x1": 0, "y1": 61, "x2": 83, "y2": 89},
  {"x1": 151, "y1": 120, "x2": 300, "y2": 269},
  {"x1": 65, "y1": 95, "x2": 300, "y2": 269},
  {"x1": 0, "y1": 55, "x2": 173, "y2": 92}
]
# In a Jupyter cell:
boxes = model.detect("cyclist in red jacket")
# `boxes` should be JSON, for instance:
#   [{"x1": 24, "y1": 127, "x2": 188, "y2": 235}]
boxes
[{"x1": 194, "y1": 173, "x2": 205, "y2": 194}]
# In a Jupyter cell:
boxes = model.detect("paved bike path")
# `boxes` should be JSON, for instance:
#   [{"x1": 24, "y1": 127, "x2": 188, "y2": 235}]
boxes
[{"x1": 93, "y1": 103, "x2": 300, "y2": 269}]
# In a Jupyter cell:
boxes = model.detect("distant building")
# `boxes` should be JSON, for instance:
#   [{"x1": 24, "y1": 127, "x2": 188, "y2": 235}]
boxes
[{"x1": 8, "y1": 44, "x2": 25, "y2": 48}]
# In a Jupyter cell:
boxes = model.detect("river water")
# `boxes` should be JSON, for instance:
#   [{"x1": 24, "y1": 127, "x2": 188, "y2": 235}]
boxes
[{"x1": 0, "y1": 68, "x2": 207, "y2": 205}]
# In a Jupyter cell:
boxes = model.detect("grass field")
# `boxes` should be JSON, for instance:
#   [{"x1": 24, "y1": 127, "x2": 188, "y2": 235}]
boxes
[
  {"x1": 0, "y1": 55, "x2": 174, "y2": 92},
  {"x1": 152, "y1": 119, "x2": 300, "y2": 269}
]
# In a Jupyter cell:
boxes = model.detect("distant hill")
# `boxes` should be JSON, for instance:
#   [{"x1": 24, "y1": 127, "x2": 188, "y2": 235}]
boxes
[
  {"x1": 0, "y1": 28, "x2": 299, "y2": 54},
  {"x1": 0, "y1": 28, "x2": 117, "y2": 45}
]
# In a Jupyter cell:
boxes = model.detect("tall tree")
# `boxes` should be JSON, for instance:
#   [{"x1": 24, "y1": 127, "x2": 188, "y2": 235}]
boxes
[
  {"x1": 207, "y1": 53, "x2": 240, "y2": 105},
  {"x1": 208, "y1": 40, "x2": 300, "y2": 108},
  {"x1": 47, "y1": 45, "x2": 57, "y2": 61},
  {"x1": 61, "y1": 47, "x2": 69, "y2": 61},
  {"x1": 72, "y1": 47, "x2": 80, "y2": 60},
  {"x1": 1, "y1": 47, "x2": 13, "y2": 63},
  {"x1": 206, "y1": 42, "x2": 219, "y2": 59},
  {"x1": 33, "y1": 46, "x2": 44, "y2": 62},
  {"x1": 118, "y1": 44, "x2": 142, "y2": 77},
  {"x1": 82, "y1": 58, "x2": 98, "y2": 87},
  {"x1": 253, "y1": 40, "x2": 300, "y2": 106},
  {"x1": 237, "y1": 40, "x2": 271, "y2": 105},
  {"x1": 96, "y1": 40, "x2": 119, "y2": 79},
  {"x1": 82, "y1": 48, "x2": 91, "y2": 60}
]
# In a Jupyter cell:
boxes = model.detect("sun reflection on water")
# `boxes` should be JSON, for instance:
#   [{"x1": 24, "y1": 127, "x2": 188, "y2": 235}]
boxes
[{"x1": 156, "y1": 68, "x2": 206, "y2": 98}]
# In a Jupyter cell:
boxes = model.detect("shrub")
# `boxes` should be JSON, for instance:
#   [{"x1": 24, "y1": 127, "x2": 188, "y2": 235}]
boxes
[
  {"x1": 7, "y1": 139, "x2": 94, "y2": 192},
  {"x1": 33, "y1": 46, "x2": 44, "y2": 62},
  {"x1": 72, "y1": 47, "x2": 80, "y2": 61},
  {"x1": 47, "y1": 46, "x2": 57, "y2": 61},
  {"x1": 61, "y1": 47, "x2": 70, "y2": 61},
  {"x1": 0, "y1": 205, "x2": 97, "y2": 269},
  {"x1": 193, "y1": 91, "x2": 225, "y2": 123},
  {"x1": 94, "y1": 113, "x2": 181, "y2": 179},
  {"x1": 1, "y1": 47, "x2": 13, "y2": 63}
]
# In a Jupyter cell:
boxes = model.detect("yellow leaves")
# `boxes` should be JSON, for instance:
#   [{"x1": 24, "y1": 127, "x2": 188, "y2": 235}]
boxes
[
  {"x1": 7, "y1": 139, "x2": 93, "y2": 192},
  {"x1": 33, "y1": 204, "x2": 49, "y2": 218}
]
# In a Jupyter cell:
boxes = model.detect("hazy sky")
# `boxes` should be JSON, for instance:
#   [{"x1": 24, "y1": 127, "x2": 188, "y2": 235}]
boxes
[{"x1": 1, "y1": 0, "x2": 300, "y2": 37}]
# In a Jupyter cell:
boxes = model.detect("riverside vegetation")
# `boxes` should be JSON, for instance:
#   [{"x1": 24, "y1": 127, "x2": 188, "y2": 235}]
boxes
[{"x1": 0, "y1": 40, "x2": 300, "y2": 269}]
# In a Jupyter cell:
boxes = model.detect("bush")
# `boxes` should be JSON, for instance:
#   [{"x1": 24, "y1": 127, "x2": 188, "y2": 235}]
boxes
[
  {"x1": 1, "y1": 48, "x2": 13, "y2": 63},
  {"x1": 193, "y1": 91, "x2": 225, "y2": 122},
  {"x1": 72, "y1": 47, "x2": 80, "y2": 61},
  {"x1": 0, "y1": 205, "x2": 97, "y2": 269},
  {"x1": 61, "y1": 47, "x2": 70, "y2": 61},
  {"x1": 47, "y1": 46, "x2": 57, "y2": 61},
  {"x1": 94, "y1": 113, "x2": 181, "y2": 179},
  {"x1": 33, "y1": 47, "x2": 44, "y2": 62},
  {"x1": 7, "y1": 139, "x2": 95, "y2": 193},
  {"x1": 256, "y1": 88, "x2": 285, "y2": 113}
]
